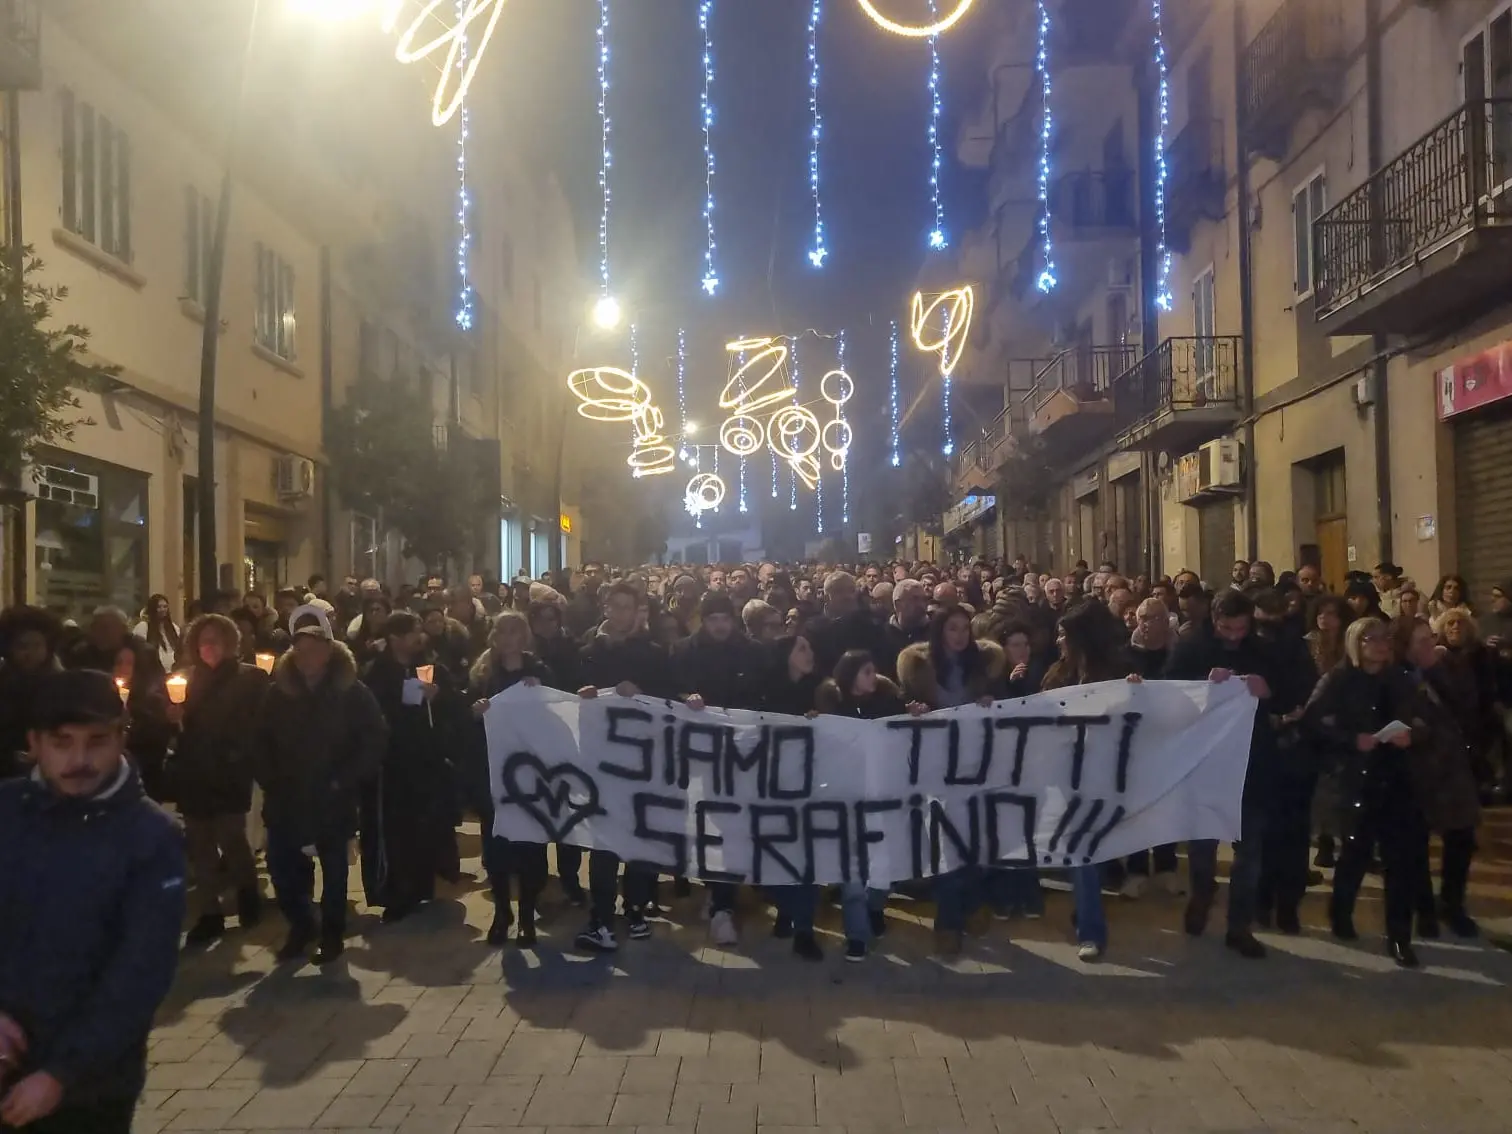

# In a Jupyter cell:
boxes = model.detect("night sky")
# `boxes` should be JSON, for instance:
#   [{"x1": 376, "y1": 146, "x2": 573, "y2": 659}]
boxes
[{"x1": 487, "y1": 0, "x2": 992, "y2": 542}]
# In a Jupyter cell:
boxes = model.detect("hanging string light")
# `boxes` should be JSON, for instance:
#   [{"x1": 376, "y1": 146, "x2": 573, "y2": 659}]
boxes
[
  {"x1": 737, "y1": 345, "x2": 748, "y2": 513},
  {"x1": 806, "y1": 0, "x2": 828, "y2": 267},
  {"x1": 699, "y1": 1, "x2": 719, "y2": 295},
  {"x1": 596, "y1": 0, "x2": 614, "y2": 298},
  {"x1": 889, "y1": 318, "x2": 901, "y2": 467},
  {"x1": 629, "y1": 322, "x2": 639, "y2": 376},
  {"x1": 676, "y1": 328, "x2": 690, "y2": 460},
  {"x1": 1152, "y1": 0, "x2": 1173, "y2": 310},
  {"x1": 1035, "y1": 0, "x2": 1056, "y2": 292},
  {"x1": 926, "y1": 1, "x2": 946, "y2": 250},
  {"x1": 452, "y1": 0, "x2": 474, "y2": 330}
]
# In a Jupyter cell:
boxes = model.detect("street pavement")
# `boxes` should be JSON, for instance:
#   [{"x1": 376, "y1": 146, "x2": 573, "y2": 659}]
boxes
[{"x1": 137, "y1": 817, "x2": 1512, "y2": 1134}]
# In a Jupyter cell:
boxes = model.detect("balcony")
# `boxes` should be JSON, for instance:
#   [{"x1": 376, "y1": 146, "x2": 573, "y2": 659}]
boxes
[
  {"x1": 0, "y1": 0, "x2": 40, "y2": 90},
  {"x1": 1241, "y1": 0, "x2": 1344, "y2": 161},
  {"x1": 1314, "y1": 99, "x2": 1512, "y2": 338},
  {"x1": 1053, "y1": 170, "x2": 1137, "y2": 238},
  {"x1": 953, "y1": 407, "x2": 1013, "y2": 496},
  {"x1": 1164, "y1": 117, "x2": 1226, "y2": 254},
  {"x1": 1028, "y1": 345, "x2": 1137, "y2": 450},
  {"x1": 1112, "y1": 336, "x2": 1243, "y2": 452}
]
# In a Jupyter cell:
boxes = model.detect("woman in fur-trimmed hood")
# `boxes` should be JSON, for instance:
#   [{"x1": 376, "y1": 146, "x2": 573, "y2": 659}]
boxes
[{"x1": 896, "y1": 603, "x2": 1006, "y2": 710}]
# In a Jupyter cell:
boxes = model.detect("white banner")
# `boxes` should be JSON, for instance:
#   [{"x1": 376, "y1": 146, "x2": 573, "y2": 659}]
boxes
[{"x1": 486, "y1": 681, "x2": 1256, "y2": 886}]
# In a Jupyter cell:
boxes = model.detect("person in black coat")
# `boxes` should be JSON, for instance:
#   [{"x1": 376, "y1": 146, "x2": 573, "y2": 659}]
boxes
[
  {"x1": 669, "y1": 591, "x2": 770, "y2": 947},
  {"x1": 803, "y1": 571, "x2": 894, "y2": 678},
  {"x1": 1164, "y1": 588, "x2": 1285, "y2": 960},
  {"x1": 1303, "y1": 616, "x2": 1425, "y2": 966},
  {"x1": 171, "y1": 614, "x2": 270, "y2": 946},
  {"x1": 253, "y1": 610, "x2": 387, "y2": 965},
  {"x1": 529, "y1": 601, "x2": 583, "y2": 693},
  {"x1": 467, "y1": 611, "x2": 555, "y2": 946},
  {"x1": 0, "y1": 670, "x2": 185, "y2": 1134},
  {"x1": 359, "y1": 611, "x2": 461, "y2": 924},
  {"x1": 1250, "y1": 588, "x2": 1320, "y2": 935},
  {"x1": 0, "y1": 606, "x2": 64, "y2": 781},
  {"x1": 571, "y1": 582, "x2": 677, "y2": 949}
]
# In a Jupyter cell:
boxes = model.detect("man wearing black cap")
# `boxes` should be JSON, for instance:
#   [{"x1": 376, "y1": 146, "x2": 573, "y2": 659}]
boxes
[
  {"x1": 670, "y1": 591, "x2": 769, "y2": 947},
  {"x1": 253, "y1": 607, "x2": 386, "y2": 965},
  {"x1": 0, "y1": 669, "x2": 186, "y2": 1133}
]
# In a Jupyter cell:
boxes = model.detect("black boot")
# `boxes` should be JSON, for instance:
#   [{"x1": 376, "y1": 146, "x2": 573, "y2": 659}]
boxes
[
  {"x1": 487, "y1": 906, "x2": 514, "y2": 946},
  {"x1": 792, "y1": 930, "x2": 823, "y2": 962},
  {"x1": 1443, "y1": 906, "x2": 1480, "y2": 938},
  {"x1": 312, "y1": 932, "x2": 345, "y2": 966},
  {"x1": 516, "y1": 906, "x2": 537, "y2": 947},
  {"x1": 183, "y1": 914, "x2": 225, "y2": 947},
  {"x1": 275, "y1": 927, "x2": 315, "y2": 963},
  {"x1": 1387, "y1": 938, "x2": 1421, "y2": 968},
  {"x1": 236, "y1": 887, "x2": 263, "y2": 929}
]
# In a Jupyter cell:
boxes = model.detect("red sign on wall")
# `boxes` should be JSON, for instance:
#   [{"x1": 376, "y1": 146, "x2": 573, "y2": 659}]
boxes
[{"x1": 1438, "y1": 340, "x2": 1512, "y2": 420}]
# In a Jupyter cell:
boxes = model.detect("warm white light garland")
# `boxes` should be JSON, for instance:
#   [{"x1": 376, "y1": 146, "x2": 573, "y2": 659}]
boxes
[
  {"x1": 856, "y1": 0, "x2": 975, "y2": 37},
  {"x1": 380, "y1": 0, "x2": 507, "y2": 128}
]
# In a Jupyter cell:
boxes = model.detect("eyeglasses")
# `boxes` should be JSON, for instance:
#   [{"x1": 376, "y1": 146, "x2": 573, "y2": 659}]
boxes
[{"x1": 1361, "y1": 631, "x2": 1389, "y2": 644}]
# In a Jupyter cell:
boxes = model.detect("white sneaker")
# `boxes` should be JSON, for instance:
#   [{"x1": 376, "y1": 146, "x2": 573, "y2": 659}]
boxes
[
  {"x1": 709, "y1": 909, "x2": 738, "y2": 946},
  {"x1": 1155, "y1": 871, "x2": 1186, "y2": 896},
  {"x1": 1077, "y1": 941, "x2": 1105, "y2": 963},
  {"x1": 574, "y1": 924, "x2": 618, "y2": 952},
  {"x1": 1119, "y1": 875, "x2": 1147, "y2": 900}
]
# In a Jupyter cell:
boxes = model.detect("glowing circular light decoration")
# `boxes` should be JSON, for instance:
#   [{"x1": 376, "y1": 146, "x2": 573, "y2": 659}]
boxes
[
  {"x1": 910, "y1": 286, "x2": 975, "y2": 377},
  {"x1": 856, "y1": 0, "x2": 975, "y2": 38},
  {"x1": 629, "y1": 403, "x2": 675, "y2": 478},
  {"x1": 567, "y1": 366, "x2": 651, "y2": 422},
  {"x1": 820, "y1": 368, "x2": 854, "y2": 406},
  {"x1": 685, "y1": 473, "x2": 727, "y2": 514},
  {"x1": 719, "y1": 338, "x2": 793, "y2": 414},
  {"x1": 719, "y1": 415, "x2": 765, "y2": 458},
  {"x1": 767, "y1": 405, "x2": 822, "y2": 491},
  {"x1": 385, "y1": 0, "x2": 509, "y2": 128}
]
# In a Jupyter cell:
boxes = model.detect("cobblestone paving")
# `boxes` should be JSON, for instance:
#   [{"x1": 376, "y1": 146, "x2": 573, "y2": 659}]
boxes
[{"x1": 139, "y1": 825, "x2": 1512, "y2": 1134}]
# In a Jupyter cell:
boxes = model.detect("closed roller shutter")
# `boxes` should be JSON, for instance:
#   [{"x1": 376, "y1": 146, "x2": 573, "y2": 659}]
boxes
[{"x1": 1455, "y1": 405, "x2": 1512, "y2": 608}]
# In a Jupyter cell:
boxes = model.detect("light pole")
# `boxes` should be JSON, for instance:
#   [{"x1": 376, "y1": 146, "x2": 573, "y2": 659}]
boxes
[
  {"x1": 550, "y1": 296, "x2": 623, "y2": 575},
  {"x1": 196, "y1": 0, "x2": 263, "y2": 603}
]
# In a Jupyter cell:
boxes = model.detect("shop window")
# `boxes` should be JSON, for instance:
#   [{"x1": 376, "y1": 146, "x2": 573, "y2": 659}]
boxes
[{"x1": 33, "y1": 452, "x2": 148, "y2": 620}]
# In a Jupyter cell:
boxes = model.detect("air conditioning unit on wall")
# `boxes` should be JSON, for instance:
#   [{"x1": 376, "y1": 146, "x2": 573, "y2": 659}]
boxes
[
  {"x1": 276, "y1": 455, "x2": 316, "y2": 500},
  {"x1": 1197, "y1": 439, "x2": 1242, "y2": 493}
]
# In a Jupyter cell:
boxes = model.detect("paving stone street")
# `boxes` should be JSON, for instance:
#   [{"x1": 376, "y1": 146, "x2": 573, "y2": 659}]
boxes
[{"x1": 139, "y1": 817, "x2": 1512, "y2": 1134}]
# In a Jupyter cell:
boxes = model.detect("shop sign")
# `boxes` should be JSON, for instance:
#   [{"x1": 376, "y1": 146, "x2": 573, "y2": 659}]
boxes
[
  {"x1": 1437, "y1": 340, "x2": 1512, "y2": 420},
  {"x1": 944, "y1": 493, "x2": 995, "y2": 532},
  {"x1": 559, "y1": 513, "x2": 573, "y2": 534}
]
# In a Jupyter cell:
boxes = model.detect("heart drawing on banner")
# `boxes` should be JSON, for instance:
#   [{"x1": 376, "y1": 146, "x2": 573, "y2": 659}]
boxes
[{"x1": 499, "y1": 751, "x2": 606, "y2": 843}]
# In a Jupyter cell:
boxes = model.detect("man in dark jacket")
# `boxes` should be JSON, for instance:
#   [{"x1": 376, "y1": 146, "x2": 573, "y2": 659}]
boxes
[
  {"x1": 804, "y1": 571, "x2": 892, "y2": 677},
  {"x1": 0, "y1": 669, "x2": 185, "y2": 1133},
  {"x1": 253, "y1": 607, "x2": 387, "y2": 965},
  {"x1": 172, "y1": 614, "x2": 270, "y2": 946},
  {"x1": 881, "y1": 579, "x2": 930, "y2": 679},
  {"x1": 574, "y1": 582, "x2": 676, "y2": 947},
  {"x1": 670, "y1": 592, "x2": 770, "y2": 946},
  {"x1": 1164, "y1": 589, "x2": 1283, "y2": 959}
]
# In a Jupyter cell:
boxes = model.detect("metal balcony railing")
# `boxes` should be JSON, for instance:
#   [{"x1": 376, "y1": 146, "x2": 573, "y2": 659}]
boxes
[
  {"x1": 1054, "y1": 170, "x2": 1137, "y2": 232},
  {"x1": 1112, "y1": 336, "x2": 1243, "y2": 427},
  {"x1": 1029, "y1": 345, "x2": 1139, "y2": 415},
  {"x1": 1314, "y1": 98, "x2": 1512, "y2": 317},
  {"x1": 1240, "y1": 0, "x2": 1343, "y2": 140}
]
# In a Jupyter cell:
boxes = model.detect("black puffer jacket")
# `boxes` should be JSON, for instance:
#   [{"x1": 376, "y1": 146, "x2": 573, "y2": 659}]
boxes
[
  {"x1": 670, "y1": 630, "x2": 769, "y2": 710},
  {"x1": 252, "y1": 643, "x2": 387, "y2": 842},
  {"x1": 170, "y1": 656, "x2": 269, "y2": 818},
  {"x1": 0, "y1": 766, "x2": 185, "y2": 1106}
]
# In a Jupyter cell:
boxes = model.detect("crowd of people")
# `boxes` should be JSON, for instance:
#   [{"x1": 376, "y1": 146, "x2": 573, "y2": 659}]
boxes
[{"x1": 1, "y1": 554, "x2": 1506, "y2": 1130}]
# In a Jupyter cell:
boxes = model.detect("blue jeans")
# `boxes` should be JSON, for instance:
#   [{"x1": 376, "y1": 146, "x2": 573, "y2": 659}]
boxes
[
  {"x1": 840, "y1": 882, "x2": 889, "y2": 942},
  {"x1": 983, "y1": 867, "x2": 1043, "y2": 915},
  {"x1": 1071, "y1": 864, "x2": 1107, "y2": 947},
  {"x1": 265, "y1": 825, "x2": 349, "y2": 938},
  {"x1": 932, "y1": 867, "x2": 980, "y2": 932},
  {"x1": 773, "y1": 885, "x2": 818, "y2": 932}
]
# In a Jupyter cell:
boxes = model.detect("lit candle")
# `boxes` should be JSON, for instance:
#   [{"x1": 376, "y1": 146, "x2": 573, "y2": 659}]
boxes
[
  {"x1": 115, "y1": 677, "x2": 130, "y2": 704},
  {"x1": 166, "y1": 674, "x2": 188, "y2": 705},
  {"x1": 415, "y1": 664, "x2": 434, "y2": 685},
  {"x1": 254, "y1": 652, "x2": 276, "y2": 674}
]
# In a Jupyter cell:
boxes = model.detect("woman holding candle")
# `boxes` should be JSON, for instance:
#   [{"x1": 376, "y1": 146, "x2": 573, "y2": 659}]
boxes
[
  {"x1": 358, "y1": 611, "x2": 459, "y2": 923},
  {"x1": 170, "y1": 614, "x2": 272, "y2": 946}
]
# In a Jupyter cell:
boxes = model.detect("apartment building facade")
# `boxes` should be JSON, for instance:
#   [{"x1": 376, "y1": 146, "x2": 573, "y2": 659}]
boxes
[
  {"x1": 951, "y1": 0, "x2": 1512, "y2": 606},
  {"x1": 0, "y1": 2, "x2": 586, "y2": 619}
]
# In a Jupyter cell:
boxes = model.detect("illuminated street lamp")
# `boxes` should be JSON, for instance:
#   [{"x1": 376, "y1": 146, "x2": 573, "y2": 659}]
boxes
[{"x1": 593, "y1": 294, "x2": 623, "y2": 331}]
